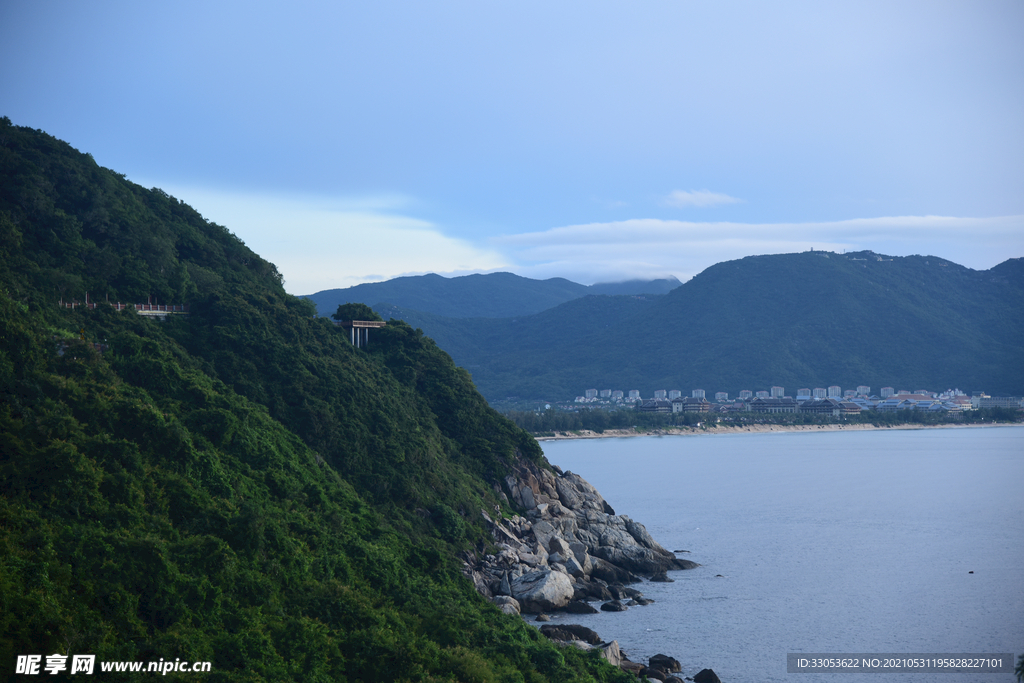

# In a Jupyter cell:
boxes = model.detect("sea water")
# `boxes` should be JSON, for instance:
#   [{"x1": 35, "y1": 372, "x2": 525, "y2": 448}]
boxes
[{"x1": 540, "y1": 426, "x2": 1024, "y2": 682}]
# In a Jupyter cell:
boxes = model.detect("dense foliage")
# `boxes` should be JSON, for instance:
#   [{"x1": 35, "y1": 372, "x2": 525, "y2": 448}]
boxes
[
  {"x1": 373, "y1": 252, "x2": 1024, "y2": 401},
  {"x1": 0, "y1": 118, "x2": 634, "y2": 682}
]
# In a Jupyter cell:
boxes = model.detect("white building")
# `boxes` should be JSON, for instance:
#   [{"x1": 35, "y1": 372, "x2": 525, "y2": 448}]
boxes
[
  {"x1": 978, "y1": 396, "x2": 1023, "y2": 409},
  {"x1": 692, "y1": 389, "x2": 706, "y2": 399}
]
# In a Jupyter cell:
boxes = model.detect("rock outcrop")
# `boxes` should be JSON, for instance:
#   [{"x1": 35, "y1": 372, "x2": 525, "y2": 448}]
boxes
[
  {"x1": 539, "y1": 623, "x2": 721, "y2": 682},
  {"x1": 694, "y1": 668, "x2": 722, "y2": 683},
  {"x1": 649, "y1": 653, "x2": 682, "y2": 673},
  {"x1": 473, "y1": 454, "x2": 719, "y2": 680},
  {"x1": 469, "y1": 455, "x2": 698, "y2": 614},
  {"x1": 509, "y1": 569, "x2": 574, "y2": 612}
]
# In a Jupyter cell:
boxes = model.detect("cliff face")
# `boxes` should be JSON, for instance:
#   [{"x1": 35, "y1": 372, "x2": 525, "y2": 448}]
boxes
[{"x1": 466, "y1": 452, "x2": 697, "y2": 614}]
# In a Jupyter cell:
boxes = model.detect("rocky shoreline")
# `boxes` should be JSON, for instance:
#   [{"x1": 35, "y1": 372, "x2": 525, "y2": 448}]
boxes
[
  {"x1": 472, "y1": 421, "x2": 1021, "y2": 680},
  {"x1": 463, "y1": 453, "x2": 722, "y2": 681}
]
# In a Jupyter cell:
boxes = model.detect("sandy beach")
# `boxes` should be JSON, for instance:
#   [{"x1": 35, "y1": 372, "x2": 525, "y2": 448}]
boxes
[{"x1": 534, "y1": 421, "x2": 1020, "y2": 441}]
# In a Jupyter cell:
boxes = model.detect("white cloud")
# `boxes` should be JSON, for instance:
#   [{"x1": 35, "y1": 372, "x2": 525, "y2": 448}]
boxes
[
  {"x1": 663, "y1": 189, "x2": 743, "y2": 208},
  {"x1": 132, "y1": 179, "x2": 1024, "y2": 291},
  {"x1": 494, "y1": 215, "x2": 1024, "y2": 284},
  {"x1": 145, "y1": 184, "x2": 510, "y2": 294}
]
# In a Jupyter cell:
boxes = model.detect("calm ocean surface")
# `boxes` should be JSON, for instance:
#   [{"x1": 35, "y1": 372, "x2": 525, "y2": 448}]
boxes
[{"x1": 540, "y1": 426, "x2": 1024, "y2": 682}]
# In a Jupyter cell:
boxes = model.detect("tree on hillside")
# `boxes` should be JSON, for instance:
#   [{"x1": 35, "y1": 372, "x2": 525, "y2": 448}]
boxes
[{"x1": 332, "y1": 302, "x2": 381, "y2": 322}]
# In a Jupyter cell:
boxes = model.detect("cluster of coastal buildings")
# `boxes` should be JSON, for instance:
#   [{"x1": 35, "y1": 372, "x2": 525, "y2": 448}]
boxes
[{"x1": 574, "y1": 387, "x2": 1022, "y2": 416}]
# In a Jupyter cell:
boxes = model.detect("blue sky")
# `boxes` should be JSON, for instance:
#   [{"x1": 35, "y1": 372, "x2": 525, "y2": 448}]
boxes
[{"x1": 2, "y1": 1, "x2": 1022, "y2": 293}]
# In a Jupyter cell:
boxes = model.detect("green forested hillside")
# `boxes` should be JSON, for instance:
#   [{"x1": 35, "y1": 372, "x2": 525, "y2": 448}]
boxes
[
  {"x1": 368, "y1": 295, "x2": 665, "y2": 402},
  {"x1": 305, "y1": 273, "x2": 678, "y2": 319},
  {"x1": 0, "y1": 118, "x2": 632, "y2": 682},
  {"x1": 632, "y1": 251, "x2": 1024, "y2": 396},
  {"x1": 387, "y1": 252, "x2": 1024, "y2": 401}
]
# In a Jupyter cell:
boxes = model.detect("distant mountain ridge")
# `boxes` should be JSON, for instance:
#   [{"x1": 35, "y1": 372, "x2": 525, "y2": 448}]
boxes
[
  {"x1": 369, "y1": 251, "x2": 1024, "y2": 401},
  {"x1": 304, "y1": 271, "x2": 680, "y2": 318}
]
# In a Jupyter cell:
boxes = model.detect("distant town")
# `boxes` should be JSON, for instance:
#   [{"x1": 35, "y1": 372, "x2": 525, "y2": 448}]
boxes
[{"x1": 572, "y1": 386, "x2": 1023, "y2": 417}]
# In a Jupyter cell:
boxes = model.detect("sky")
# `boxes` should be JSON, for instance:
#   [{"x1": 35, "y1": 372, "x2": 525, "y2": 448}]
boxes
[{"x1": 2, "y1": 1, "x2": 1022, "y2": 293}]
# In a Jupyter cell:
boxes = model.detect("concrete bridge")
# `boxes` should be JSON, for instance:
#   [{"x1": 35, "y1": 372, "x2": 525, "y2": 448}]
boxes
[{"x1": 335, "y1": 320, "x2": 386, "y2": 348}]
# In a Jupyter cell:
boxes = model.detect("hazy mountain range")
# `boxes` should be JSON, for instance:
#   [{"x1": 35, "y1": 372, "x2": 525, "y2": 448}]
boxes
[
  {"x1": 305, "y1": 272, "x2": 681, "y2": 319},
  {"x1": 309, "y1": 252, "x2": 1024, "y2": 401}
]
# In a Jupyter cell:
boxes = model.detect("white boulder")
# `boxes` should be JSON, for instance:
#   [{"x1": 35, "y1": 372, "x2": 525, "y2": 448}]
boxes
[{"x1": 510, "y1": 569, "x2": 574, "y2": 613}]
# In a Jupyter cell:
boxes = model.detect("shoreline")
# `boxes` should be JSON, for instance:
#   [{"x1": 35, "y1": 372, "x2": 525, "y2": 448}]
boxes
[
  {"x1": 534, "y1": 421, "x2": 1022, "y2": 441},
  {"x1": 537, "y1": 425, "x2": 1022, "y2": 680}
]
